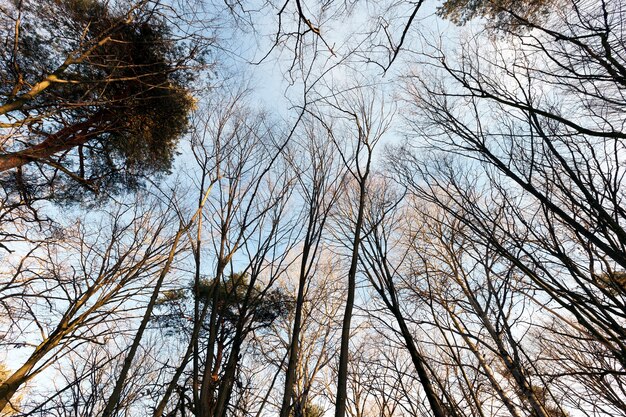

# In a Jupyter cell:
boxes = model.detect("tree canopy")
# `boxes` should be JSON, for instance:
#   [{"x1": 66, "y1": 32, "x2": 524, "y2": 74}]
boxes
[
  {"x1": 0, "y1": 0, "x2": 199, "y2": 203},
  {"x1": 437, "y1": 0, "x2": 558, "y2": 26},
  {"x1": 0, "y1": 0, "x2": 624, "y2": 417}
]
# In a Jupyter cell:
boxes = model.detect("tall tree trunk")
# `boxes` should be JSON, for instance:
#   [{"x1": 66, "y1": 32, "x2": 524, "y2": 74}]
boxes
[
  {"x1": 0, "y1": 341, "x2": 56, "y2": 413},
  {"x1": 371, "y1": 279, "x2": 449, "y2": 417},
  {"x1": 198, "y1": 258, "x2": 227, "y2": 417},
  {"x1": 445, "y1": 306, "x2": 524, "y2": 417},
  {"x1": 105, "y1": 184, "x2": 213, "y2": 417},
  {"x1": 280, "y1": 211, "x2": 316, "y2": 417},
  {"x1": 334, "y1": 178, "x2": 367, "y2": 417},
  {"x1": 102, "y1": 227, "x2": 185, "y2": 417}
]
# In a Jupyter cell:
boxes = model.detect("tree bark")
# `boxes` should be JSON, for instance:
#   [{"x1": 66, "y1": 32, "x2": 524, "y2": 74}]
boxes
[
  {"x1": 334, "y1": 178, "x2": 367, "y2": 417},
  {"x1": 0, "y1": 111, "x2": 111, "y2": 172},
  {"x1": 280, "y1": 209, "x2": 316, "y2": 417}
]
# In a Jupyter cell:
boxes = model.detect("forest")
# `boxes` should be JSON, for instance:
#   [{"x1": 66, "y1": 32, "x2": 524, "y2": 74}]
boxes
[{"x1": 0, "y1": 0, "x2": 624, "y2": 416}]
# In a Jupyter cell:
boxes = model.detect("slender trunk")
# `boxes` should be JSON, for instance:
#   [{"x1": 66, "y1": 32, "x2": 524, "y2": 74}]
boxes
[
  {"x1": 213, "y1": 334, "x2": 243, "y2": 417},
  {"x1": 461, "y1": 284, "x2": 551, "y2": 417},
  {"x1": 445, "y1": 307, "x2": 523, "y2": 417},
  {"x1": 361, "y1": 234, "x2": 449, "y2": 417},
  {"x1": 198, "y1": 185, "x2": 234, "y2": 417},
  {"x1": 192, "y1": 174, "x2": 206, "y2": 410},
  {"x1": 389, "y1": 303, "x2": 449, "y2": 417},
  {"x1": 214, "y1": 269, "x2": 261, "y2": 417},
  {"x1": 153, "y1": 334, "x2": 194, "y2": 417},
  {"x1": 213, "y1": 271, "x2": 262, "y2": 417},
  {"x1": 198, "y1": 258, "x2": 226, "y2": 417},
  {"x1": 280, "y1": 212, "x2": 316, "y2": 417},
  {"x1": 334, "y1": 179, "x2": 367, "y2": 417},
  {"x1": 155, "y1": 181, "x2": 215, "y2": 416},
  {"x1": 102, "y1": 227, "x2": 185, "y2": 417},
  {"x1": 254, "y1": 350, "x2": 289, "y2": 417},
  {"x1": 155, "y1": 284, "x2": 215, "y2": 417},
  {"x1": 0, "y1": 344, "x2": 52, "y2": 412}
]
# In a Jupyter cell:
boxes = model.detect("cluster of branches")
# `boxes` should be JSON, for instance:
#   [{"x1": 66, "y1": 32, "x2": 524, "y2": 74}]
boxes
[
  {"x1": 0, "y1": 0, "x2": 208, "y2": 233},
  {"x1": 0, "y1": 0, "x2": 624, "y2": 417}
]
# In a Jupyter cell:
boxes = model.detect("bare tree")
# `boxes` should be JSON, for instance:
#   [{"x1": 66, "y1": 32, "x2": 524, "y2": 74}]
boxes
[
  {"x1": 142, "y1": 88, "x2": 299, "y2": 417},
  {"x1": 396, "y1": 0, "x2": 626, "y2": 399},
  {"x1": 0, "y1": 194, "x2": 182, "y2": 413},
  {"x1": 308, "y1": 85, "x2": 393, "y2": 417},
  {"x1": 357, "y1": 177, "x2": 457, "y2": 417},
  {"x1": 279, "y1": 115, "x2": 344, "y2": 417}
]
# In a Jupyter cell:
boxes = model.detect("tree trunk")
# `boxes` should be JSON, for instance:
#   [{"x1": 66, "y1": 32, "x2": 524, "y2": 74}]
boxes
[
  {"x1": 102, "y1": 227, "x2": 185, "y2": 417},
  {"x1": 334, "y1": 179, "x2": 367, "y2": 417},
  {"x1": 280, "y1": 211, "x2": 316, "y2": 417}
]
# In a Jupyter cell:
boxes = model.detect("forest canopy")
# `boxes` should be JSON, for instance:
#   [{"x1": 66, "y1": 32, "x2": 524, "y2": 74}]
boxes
[{"x1": 0, "y1": 0, "x2": 624, "y2": 417}]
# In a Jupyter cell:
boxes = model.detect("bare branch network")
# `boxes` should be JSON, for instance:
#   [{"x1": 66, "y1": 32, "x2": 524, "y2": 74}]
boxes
[{"x1": 0, "y1": 0, "x2": 624, "y2": 417}]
